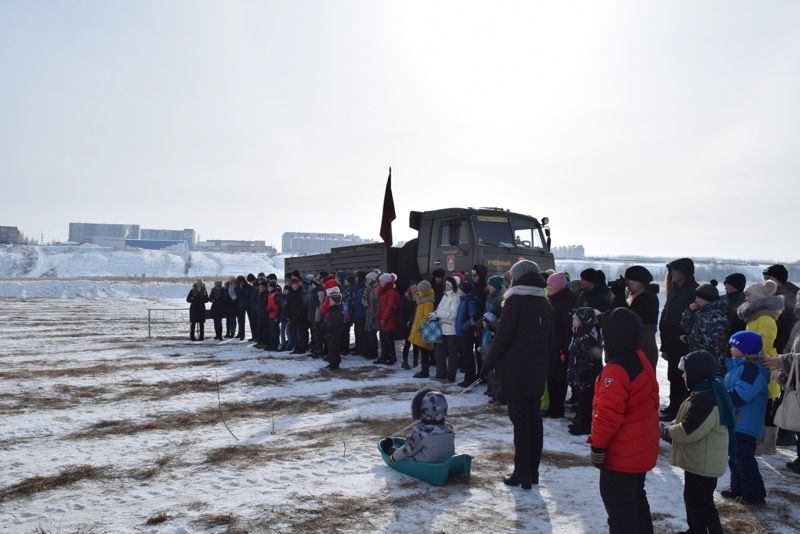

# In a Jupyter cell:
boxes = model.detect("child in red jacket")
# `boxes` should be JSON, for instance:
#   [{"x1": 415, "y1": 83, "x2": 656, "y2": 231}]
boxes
[
  {"x1": 375, "y1": 272, "x2": 400, "y2": 365},
  {"x1": 589, "y1": 308, "x2": 660, "y2": 534}
]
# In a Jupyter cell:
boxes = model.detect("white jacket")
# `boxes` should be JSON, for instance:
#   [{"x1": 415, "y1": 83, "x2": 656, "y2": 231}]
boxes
[{"x1": 433, "y1": 291, "x2": 460, "y2": 336}]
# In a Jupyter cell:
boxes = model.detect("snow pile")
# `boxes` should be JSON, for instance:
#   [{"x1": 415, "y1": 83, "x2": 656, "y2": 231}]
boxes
[
  {"x1": 0, "y1": 244, "x2": 285, "y2": 278},
  {"x1": 0, "y1": 280, "x2": 192, "y2": 299}
]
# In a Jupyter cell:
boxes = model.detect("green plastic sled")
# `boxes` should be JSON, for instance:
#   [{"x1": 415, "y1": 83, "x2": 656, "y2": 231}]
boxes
[{"x1": 378, "y1": 437, "x2": 473, "y2": 486}]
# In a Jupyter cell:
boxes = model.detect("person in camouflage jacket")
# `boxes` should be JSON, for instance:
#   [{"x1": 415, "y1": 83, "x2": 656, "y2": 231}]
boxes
[{"x1": 680, "y1": 281, "x2": 730, "y2": 373}]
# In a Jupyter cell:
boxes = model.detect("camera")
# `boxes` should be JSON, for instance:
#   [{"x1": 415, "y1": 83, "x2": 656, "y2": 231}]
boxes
[{"x1": 607, "y1": 276, "x2": 627, "y2": 292}]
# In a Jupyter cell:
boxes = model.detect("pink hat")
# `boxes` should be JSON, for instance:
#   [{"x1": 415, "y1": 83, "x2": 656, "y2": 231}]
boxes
[
  {"x1": 378, "y1": 272, "x2": 395, "y2": 285},
  {"x1": 547, "y1": 272, "x2": 569, "y2": 294}
]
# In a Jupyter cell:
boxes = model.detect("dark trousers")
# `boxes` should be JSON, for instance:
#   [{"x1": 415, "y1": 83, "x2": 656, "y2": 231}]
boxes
[
  {"x1": 291, "y1": 321, "x2": 308, "y2": 353},
  {"x1": 575, "y1": 384, "x2": 595, "y2": 429},
  {"x1": 353, "y1": 319, "x2": 366, "y2": 354},
  {"x1": 599, "y1": 469, "x2": 653, "y2": 534},
  {"x1": 402, "y1": 340, "x2": 419, "y2": 366},
  {"x1": 225, "y1": 314, "x2": 236, "y2": 337},
  {"x1": 458, "y1": 333, "x2": 476, "y2": 382},
  {"x1": 340, "y1": 322, "x2": 351, "y2": 354},
  {"x1": 190, "y1": 321, "x2": 204, "y2": 340},
  {"x1": 247, "y1": 309, "x2": 257, "y2": 340},
  {"x1": 213, "y1": 316, "x2": 223, "y2": 339},
  {"x1": 506, "y1": 397, "x2": 543, "y2": 485},
  {"x1": 326, "y1": 329, "x2": 342, "y2": 368},
  {"x1": 364, "y1": 329, "x2": 378, "y2": 358},
  {"x1": 417, "y1": 347, "x2": 433, "y2": 373},
  {"x1": 435, "y1": 335, "x2": 460, "y2": 380},
  {"x1": 728, "y1": 432, "x2": 766, "y2": 500},
  {"x1": 547, "y1": 354, "x2": 568, "y2": 416},
  {"x1": 236, "y1": 310, "x2": 246, "y2": 339},
  {"x1": 684, "y1": 471, "x2": 722, "y2": 534},
  {"x1": 256, "y1": 315, "x2": 268, "y2": 344},
  {"x1": 379, "y1": 330, "x2": 396, "y2": 361},
  {"x1": 266, "y1": 317, "x2": 279, "y2": 350},
  {"x1": 666, "y1": 351, "x2": 689, "y2": 411}
]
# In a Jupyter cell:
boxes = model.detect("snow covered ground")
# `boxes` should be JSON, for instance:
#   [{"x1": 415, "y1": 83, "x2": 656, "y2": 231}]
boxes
[
  {"x1": 2, "y1": 296, "x2": 799, "y2": 533},
  {"x1": 0, "y1": 245, "x2": 284, "y2": 279}
]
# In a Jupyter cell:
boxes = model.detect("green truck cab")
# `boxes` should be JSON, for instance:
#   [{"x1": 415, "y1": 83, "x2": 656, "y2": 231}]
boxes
[{"x1": 284, "y1": 207, "x2": 554, "y2": 284}]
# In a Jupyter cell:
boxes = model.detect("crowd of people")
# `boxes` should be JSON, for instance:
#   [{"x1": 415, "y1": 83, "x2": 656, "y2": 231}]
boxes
[{"x1": 185, "y1": 259, "x2": 800, "y2": 533}]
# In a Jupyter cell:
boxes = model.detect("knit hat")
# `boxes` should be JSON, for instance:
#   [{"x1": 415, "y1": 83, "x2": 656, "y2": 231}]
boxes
[
  {"x1": 729, "y1": 330, "x2": 762, "y2": 355},
  {"x1": 326, "y1": 285, "x2": 341, "y2": 297},
  {"x1": 723, "y1": 273, "x2": 747, "y2": 292},
  {"x1": 487, "y1": 275, "x2": 505, "y2": 291},
  {"x1": 379, "y1": 272, "x2": 395, "y2": 285},
  {"x1": 483, "y1": 311, "x2": 498, "y2": 324},
  {"x1": 266, "y1": 273, "x2": 278, "y2": 281},
  {"x1": 417, "y1": 280, "x2": 432, "y2": 293},
  {"x1": 323, "y1": 278, "x2": 339, "y2": 291},
  {"x1": 602, "y1": 308, "x2": 643, "y2": 360},
  {"x1": 624, "y1": 265, "x2": 653, "y2": 285},
  {"x1": 744, "y1": 280, "x2": 778, "y2": 301},
  {"x1": 667, "y1": 258, "x2": 695, "y2": 277},
  {"x1": 695, "y1": 280, "x2": 720, "y2": 302},
  {"x1": 547, "y1": 272, "x2": 569, "y2": 294},
  {"x1": 579, "y1": 268, "x2": 604, "y2": 286},
  {"x1": 682, "y1": 350, "x2": 719, "y2": 389},
  {"x1": 444, "y1": 276, "x2": 459, "y2": 292},
  {"x1": 365, "y1": 271, "x2": 380, "y2": 284},
  {"x1": 459, "y1": 281, "x2": 474, "y2": 294},
  {"x1": 763, "y1": 264, "x2": 789, "y2": 285},
  {"x1": 510, "y1": 260, "x2": 540, "y2": 282},
  {"x1": 452, "y1": 272, "x2": 465, "y2": 284}
]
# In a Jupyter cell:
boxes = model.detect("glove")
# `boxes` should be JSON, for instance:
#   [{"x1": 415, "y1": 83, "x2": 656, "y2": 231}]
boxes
[
  {"x1": 388, "y1": 453, "x2": 396, "y2": 463},
  {"x1": 590, "y1": 447, "x2": 606, "y2": 469},
  {"x1": 660, "y1": 423, "x2": 673, "y2": 443},
  {"x1": 379, "y1": 437, "x2": 394, "y2": 454}
]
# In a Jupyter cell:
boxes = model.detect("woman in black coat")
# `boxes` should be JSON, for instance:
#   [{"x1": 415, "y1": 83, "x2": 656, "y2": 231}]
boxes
[
  {"x1": 186, "y1": 280, "x2": 209, "y2": 341},
  {"x1": 481, "y1": 260, "x2": 553, "y2": 489}
]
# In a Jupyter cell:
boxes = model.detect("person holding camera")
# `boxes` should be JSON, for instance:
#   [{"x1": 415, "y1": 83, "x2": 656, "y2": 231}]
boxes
[
  {"x1": 609, "y1": 266, "x2": 660, "y2": 369},
  {"x1": 186, "y1": 279, "x2": 209, "y2": 341},
  {"x1": 576, "y1": 268, "x2": 612, "y2": 312}
]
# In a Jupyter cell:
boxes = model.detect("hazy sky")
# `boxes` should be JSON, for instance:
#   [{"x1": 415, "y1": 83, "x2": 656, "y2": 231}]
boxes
[{"x1": 1, "y1": 2, "x2": 798, "y2": 261}]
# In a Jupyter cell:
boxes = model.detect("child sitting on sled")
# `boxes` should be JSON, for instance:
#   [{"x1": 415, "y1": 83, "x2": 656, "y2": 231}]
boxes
[{"x1": 381, "y1": 388, "x2": 455, "y2": 463}]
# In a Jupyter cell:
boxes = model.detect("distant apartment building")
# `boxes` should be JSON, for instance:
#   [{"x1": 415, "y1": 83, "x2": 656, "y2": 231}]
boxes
[
  {"x1": 282, "y1": 232, "x2": 375, "y2": 254},
  {"x1": 552, "y1": 245, "x2": 585, "y2": 259},
  {"x1": 0, "y1": 226, "x2": 21, "y2": 244},
  {"x1": 69, "y1": 222, "x2": 140, "y2": 244},
  {"x1": 196, "y1": 240, "x2": 276, "y2": 255},
  {"x1": 140, "y1": 228, "x2": 196, "y2": 248}
]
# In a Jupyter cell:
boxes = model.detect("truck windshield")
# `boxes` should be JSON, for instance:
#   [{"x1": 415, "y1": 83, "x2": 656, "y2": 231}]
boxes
[{"x1": 473, "y1": 215, "x2": 515, "y2": 248}]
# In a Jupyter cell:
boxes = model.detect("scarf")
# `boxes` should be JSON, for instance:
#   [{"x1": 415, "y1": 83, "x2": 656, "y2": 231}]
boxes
[
  {"x1": 693, "y1": 378, "x2": 737, "y2": 457},
  {"x1": 502, "y1": 285, "x2": 546, "y2": 303}
]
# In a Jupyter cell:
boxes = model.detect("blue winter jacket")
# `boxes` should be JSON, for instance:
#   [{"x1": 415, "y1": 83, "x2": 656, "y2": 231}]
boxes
[
  {"x1": 353, "y1": 282, "x2": 367, "y2": 321},
  {"x1": 238, "y1": 284, "x2": 252, "y2": 311},
  {"x1": 723, "y1": 357, "x2": 770, "y2": 439},
  {"x1": 455, "y1": 294, "x2": 478, "y2": 337}
]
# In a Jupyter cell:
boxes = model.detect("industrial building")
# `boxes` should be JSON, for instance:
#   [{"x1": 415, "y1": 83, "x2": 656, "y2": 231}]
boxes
[
  {"x1": 140, "y1": 228, "x2": 196, "y2": 248},
  {"x1": 0, "y1": 226, "x2": 21, "y2": 244},
  {"x1": 282, "y1": 232, "x2": 375, "y2": 255},
  {"x1": 69, "y1": 222, "x2": 140, "y2": 244}
]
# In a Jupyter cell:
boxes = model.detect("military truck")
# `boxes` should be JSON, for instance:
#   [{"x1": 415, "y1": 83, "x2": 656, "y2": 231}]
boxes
[{"x1": 284, "y1": 207, "x2": 554, "y2": 284}]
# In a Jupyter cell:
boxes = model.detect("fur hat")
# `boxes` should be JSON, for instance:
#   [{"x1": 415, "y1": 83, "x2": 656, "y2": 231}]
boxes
[
  {"x1": 365, "y1": 271, "x2": 380, "y2": 284},
  {"x1": 729, "y1": 330, "x2": 762, "y2": 355},
  {"x1": 459, "y1": 280, "x2": 474, "y2": 294},
  {"x1": 763, "y1": 264, "x2": 789, "y2": 285},
  {"x1": 624, "y1": 265, "x2": 653, "y2": 285},
  {"x1": 579, "y1": 268, "x2": 605, "y2": 286},
  {"x1": 266, "y1": 273, "x2": 278, "y2": 281},
  {"x1": 379, "y1": 272, "x2": 396, "y2": 285},
  {"x1": 417, "y1": 280, "x2": 432, "y2": 294},
  {"x1": 547, "y1": 272, "x2": 569, "y2": 294},
  {"x1": 510, "y1": 260, "x2": 540, "y2": 282},
  {"x1": 667, "y1": 258, "x2": 695, "y2": 277},
  {"x1": 696, "y1": 280, "x2": 720, "y2": 302},
  {"x1": 432, "y1": 268, "x2": 446, "y2": 279},
  {"x1": 724, "y1": 273, "x2": 747, "y2": 292},
  {"x1": 745, "y1": 280, "x2": 778, "y2": 301}
]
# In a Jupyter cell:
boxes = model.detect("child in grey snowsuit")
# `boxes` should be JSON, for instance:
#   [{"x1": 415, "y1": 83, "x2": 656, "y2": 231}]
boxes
[{"x1": 381, "y1": 389, "x2": 455, "y2": 463}]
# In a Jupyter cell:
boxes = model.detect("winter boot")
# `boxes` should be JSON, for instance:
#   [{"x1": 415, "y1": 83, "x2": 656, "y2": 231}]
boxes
[{"x1": 401, "y1": 360, "x2": 411, "y2": 370}]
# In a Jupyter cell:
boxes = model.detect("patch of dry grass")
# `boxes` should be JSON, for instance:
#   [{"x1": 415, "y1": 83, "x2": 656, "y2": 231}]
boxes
[
  {"x1": 68, "y1": 396, "x2": 334, "y2": 440},
  {"x1": 0, "y1": 359, "x2": 223, "y2": 380},
  {"x1": 145, "y1": 511, "x2": 170, "y2": 525},
  {"x1": 0, "y1": 465, "x2": 108, "y2": 503}
]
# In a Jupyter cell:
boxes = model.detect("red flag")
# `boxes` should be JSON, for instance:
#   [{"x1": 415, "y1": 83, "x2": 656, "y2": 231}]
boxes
[{"x1": 380, "y1": 167, "x2": 396, "y2": 246}]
